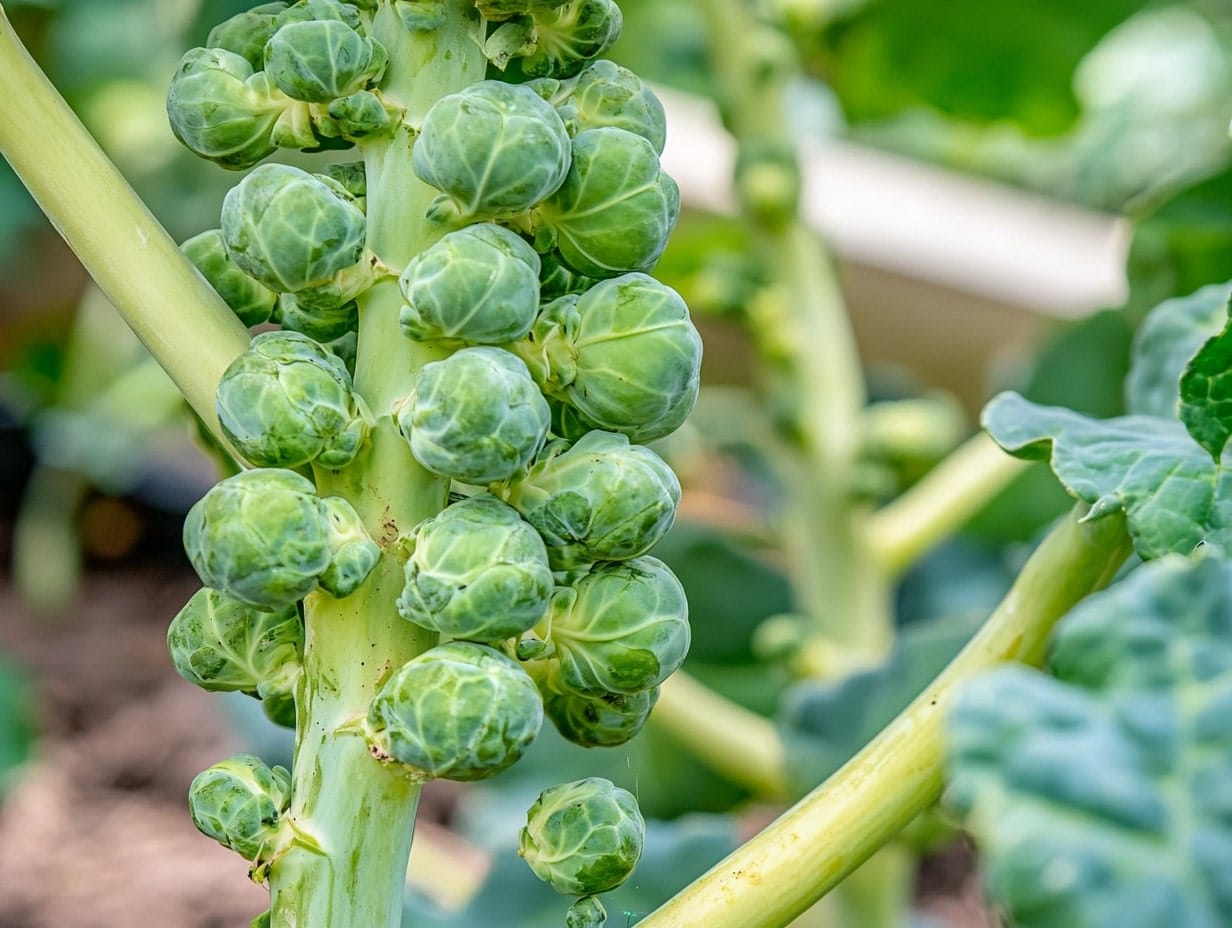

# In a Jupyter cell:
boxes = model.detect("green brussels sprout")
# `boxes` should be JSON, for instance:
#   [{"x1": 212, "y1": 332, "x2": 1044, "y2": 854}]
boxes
[
  {"x1": 503, "y1": 431, "x2": 680, "y2": 568},
  {"x1": 566, "y1": 897, "x2": 607, "y2": 928},
  {"x1": 398, "y1": 223, "x2": 541, "y2": 344},
  {"x1": 514, "y1": 275, "x2": 701, "y2": 443},
  {"x1": 413, "y1": 82, "x2": 571, "y2": 222},
  {"x1": 396, "y1": 494, "x2": 553, "y2": 641},
  {"x1": 184, "y1": 468, "x2": 379, "y2": 610},
  {"x1": 563, "y1": 60, "x2": 666, "y2": 153},
  {"x1": 537, "y1": 128, "x2": 679, "y2": 278},
  {"x1": 533, "y1": 662, "x2": 658, "y2": 747},
  {"x1": 188, "y1": 754, "x2": 292, "y2": 860},
  {"x1": 519, "y1": 777, "x2": 644, "y2": 895},
  {"x1": 316, "y1": 495, "x2": 383, "y2": 598},
  {"x1": 538, "y1": 251, "x2": 598, "y2": 300},
  {"x1": 546, "y1": 557, "x2": 688, "y2": 694},
  {"x1": 275, "y1": 293, "x2": 359, "y2": 343},
  {"x1": 264, "y1": 19, "x2": 387, "y2": 103},
  {"x1": 182, "y1": 229, "x2": 278, "y2": 327},
  {"x1": 278, "y1": 0, "x2": 364, "y2": 28},
  {"x1": 518, "y1": 0, "x2": 623, "y2": 80},
  {"x1": 221, "y1": 163, "x2": 367, "y2": 294},
  {"x1": 321, "y1": 161, "x2": 366, "y2": 205},
  {"x1": 396, "y1": 347, "x2": 550, "y2": 484},
  {"x1": 206, "y1": 3, "x2": 289, "y2": 70},
  {"x1": 216, "y1": 330, "x2": 369, "y2": 469},
  {"x1": 735, "y1": 138, "x2": 801, "y2": 229},
  {"x1": 322, "y1": 90, "x2": 394, "y2": 141},
  {"x1": 477, "y1": 0, "x2": 568, "y2": 21},
  {"x1": 367, "y1": 641, "x2": 543, "y2": 781},
  {"x1": 166, "y1": 47, "x2": 286, "y2": 169},
  {"x1": 167, "y1": 588, "x2": 303, "y2": 707}
]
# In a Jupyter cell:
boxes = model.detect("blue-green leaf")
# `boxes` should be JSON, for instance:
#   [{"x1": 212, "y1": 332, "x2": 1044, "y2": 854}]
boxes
[
  {"x1": 947, "y1": 555, "x2": 1232, "y2": 928},
  {"x1": 982, "y1": 391, "x2": 1230, "y2": 558}
]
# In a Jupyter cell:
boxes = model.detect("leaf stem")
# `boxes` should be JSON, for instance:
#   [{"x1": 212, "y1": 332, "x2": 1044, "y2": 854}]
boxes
[
  {"x1": 636, "y1": 504, "x2": 1132, "y2": 928},
  {"x1": 0, "y1": 6, "x2": 249, "y2": 440},
  {"x1": 865, "y1": 432, "x2": 1029, "y2": 576}
]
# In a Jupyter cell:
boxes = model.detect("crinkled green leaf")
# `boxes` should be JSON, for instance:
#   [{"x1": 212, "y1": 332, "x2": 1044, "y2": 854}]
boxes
[
  {"x1": 982, "y1": 391, "x2": 1231, "y2": 558},
  {"x1": 1126, "y1": 283, "x2": 1230, "y2": 419},
  {"x1": 1180, "y1": 312, "x2": 1232, "y2": 462},
  {"x1": 948, "y1": 555, "x2": 1232, "y2": 928}
]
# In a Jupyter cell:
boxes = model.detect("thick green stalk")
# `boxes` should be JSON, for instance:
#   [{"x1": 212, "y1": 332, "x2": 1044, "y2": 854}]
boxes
[
  {"x1": 268, "y1": 5, "x2": 486, "y2": 927},
  {"x1": 0, "y1": 6, "x2": 249, "y2": 440},
  {"x1": 637, "y1": 504, "x2": 1132, "y2": 928}
]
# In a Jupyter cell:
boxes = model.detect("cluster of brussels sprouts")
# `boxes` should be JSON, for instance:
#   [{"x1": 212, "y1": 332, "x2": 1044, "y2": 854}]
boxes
[{"x1": 168, "y1": 0, "x2": 697, "y2": 915}]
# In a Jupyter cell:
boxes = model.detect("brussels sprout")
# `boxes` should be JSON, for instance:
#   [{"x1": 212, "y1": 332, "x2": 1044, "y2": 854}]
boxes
[
  {"x1": 545, "y1": 557, "x2": 688, "y2": 694},
  {"x1": 317, "y1": 495, "x2": 382, "y2": 598},
  {"x1": 413, "y1": 82, "x2": 571, "y2": 222},
  {"x1": 323, "y1": 90, "x2": 394, "y2": 141},
  {"x1": 367, "y1": 641, "x2": 543, "y2": 780},
  {"x1": 514, "y1": 275, "x2": 701, "y2": 443},
  {"x1": 182, "y1": 229, "x2": 278, "y2": 327},
  {"x1": 396, "y1": 494, "x2": 553, "y2": 641},
  {"x1": 188, "y1": 754, "x2": 292, "y2": 860},
  {"x1": 275, "y1": 294, "x2": 359, "y2": 343},
  {"x1": 519, "y1": 777, "x2": 644, "y2": 895},
  {"x1": 566, "y1": 897, "x2": 607, "y2": 928},
  {"x1": 278, "y1": 0, "x2": 364, "y2": 28},
  {"x1": 735, "y1": 138, "x2": 801, "y2": 229},
  {"x1": 206, "y1": 3, "x2": 289, "y2": 70},
  {"x1": 184, "y1": 468, "x2": 378, "y2": 609},
  {"x1": 518, "y1": 0, "x2": 622, "y2": 80},
  {"x1": 216, "y1": 331, "x2": 369, "y2": 470},
  {"x1": 563, "y1": 60, "x2": 666, "y2": 153},
  {"x1": 537, "y1": 128, "x2": 679, "y2": 278},
  {"x1": 321, "y1": 161, "x2": 366, "y2": 205},
  {"x1": 538, "y1": 251, "x2": 598, "y2": 300},
  {"x1": 503, "y1": 431, "x2": 680, "y2": 568},
  {"x1": 166, "y1": 47, "x2": 286, "y2": 169},
  {"x1": 477, "y1": 0, "x2": 568, "y2": 20},
  {"x1": 533, "y1": 662, "x2": 658, "y2": 747},
  {"x1": 167, "y1": 588, "x2": 303, "y2": 706},
  {"x1": 221, "y1": 163, "x2": 367, "y2": 294},
  {"x1": 264, "y1": 19, "x2": 387, "y2": 103},
  {"x1": 396, "y1": 347, "x2": 550, "y2": 484},
  {"x1": 398, "y1": 224, "x2": 541, "y2": 344}
]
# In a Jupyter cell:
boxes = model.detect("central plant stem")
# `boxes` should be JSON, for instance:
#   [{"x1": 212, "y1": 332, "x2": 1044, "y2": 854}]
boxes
[{"x1": 268, "y1": 5, "x2": 486, "y2": 926}]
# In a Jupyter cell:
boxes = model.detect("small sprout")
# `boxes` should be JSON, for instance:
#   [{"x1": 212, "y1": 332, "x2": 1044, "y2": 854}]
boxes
[
  {"x1": 734, "y1": 138, "x2": 800, "y2": 230},
  {"x1": 181, "y1": 229, "x2": 278, "y2": 327},
  {"x1": 275, "y1": 294, "x2": 359, "y2": 343},
  {"x1": 503, "y1": 430, "x2": 680, "y2": 568},
  {"x1": 320, "y1": 161, "x2": 366, "y2": 205},
  {"x1": 206, "y1": 3, "x2": 289, "y2": 70},
  {"x1": 533, "y1": 662, "x2": 658, "y2": 747},
  {"x1": 567, "y1": 896, "x2": 608, "y2": 928},
  {"x1": 167, "y1": 587, "x2": 303, "y2": 706},
  {"x1": 545, "y1": 557, "x2": 689, "y2": 695},
  {"x1": 166, "y1": 47, "x2": 286, "y2": 169},
  {"x1": 537, "y1": 127, "x2": 679, "y2": 278},
  {"x1": 316, "y1": 496, "x2": 382, "y2": 598},
  {"x1": 518, "y1": 0, "x2": 623, "y2": 80},
  {"x1": 278, "y1": 0, "x2": 365, "y2": 27},
  {"x1": 399, "y1": 223, "x2": 541, "y2": 344},
  {"x1": 183, "y1": 469, "x2": 378, "y2": 610},
  {"x1": 396, "y1": 494, "x2": 553, "y2": 641},
  {"x1": 188, "y1": 753, "x2": 292, "y2": 861},
  {"x1": 216, "y1": 330, "x2": 370, "y2": 469},
  {"x1": 562, "y1": 59, "x2": 666, "y2": 153},
  {"x1": 413, "y1": 81, "x2": 571, "y2": 222},
  {"x1": 538, "y1": 251, "x2": 598, "y2": 300},
  {"x1": 367, "y1": 641, "x2": 543, "y2": 781},
  {"x1": 323, "y1": 90, "x2": 395, "y2": 141},
  {"x1": 514, "y1": 274, "x2": 702, "y2": 443},
  {"x1": 221, "y1": 163, "x2": 368, "y2": 295},
  {"x1": 396, "y1": 347, "x2": 551, "y2": 485},
  {"x1": 264, "y1": 18, "x2": 387, "y2": 103},
  {"x1": 519, "y1": 777, "x2": 644, "y2": 895}
]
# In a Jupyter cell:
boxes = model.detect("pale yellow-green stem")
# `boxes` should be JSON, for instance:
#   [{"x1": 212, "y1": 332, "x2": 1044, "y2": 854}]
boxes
[
  {"x1": 0, "y1": 6, "x2": 249, "y2": 440},
  {"x1": 268, "y1": 5, "x2": 486, "y2": 927},
  {"x1": 637, "y1": 504, "x2": 1132, "y2": 928},
  {"x1": 866, "y1": 432, "x2": 1030, "y2": 577}
]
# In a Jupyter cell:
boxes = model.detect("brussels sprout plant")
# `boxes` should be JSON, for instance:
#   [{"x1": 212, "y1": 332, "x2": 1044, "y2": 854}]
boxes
[{"x1": 5, "y1": 1, "x2": 1230, "y2": 927}]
